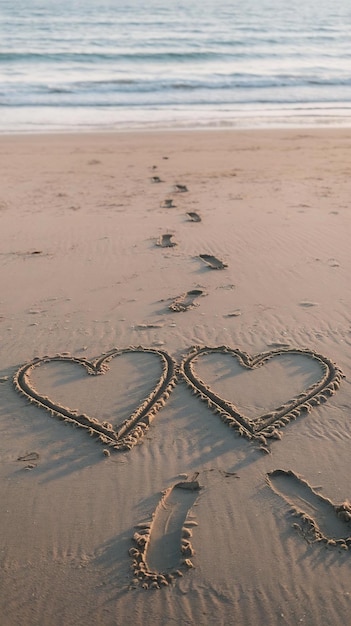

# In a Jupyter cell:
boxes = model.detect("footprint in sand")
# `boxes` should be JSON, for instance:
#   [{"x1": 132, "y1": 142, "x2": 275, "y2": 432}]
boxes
[
  {"x1": 169, "y1": 289, "x2": 205, "y2": 312},
  {"x1": 17, "y1": 452, "x2": 40, "y2": 462},
  {"x1": 187, "y1": 212, "x2": 201, "y2": 222},
  {"x1": 199, "y1": 254, "x2": 227, "y2": 270},
  {"x1": 161, "y1": 199, "x2": 176, "y2": 208},
  {"x1": 224, "y1": 310, "x2": 241, "y2": 318},
  {"x1": 267, "y1": 469, "x2": 351, "y2": 549},
  {"x1": 130, "y1": 477, "x2": 201, "y2": 589},
  {"x1": 17, "y1": 451, "x2": 40, "y2": 470},
  {"x1": 156, "y1": 234, "x2": 177, "y2": 248},
  {"x1": 173, "y1": 184, "x2": 188, "y2": 193},
  {"x1": 298, "y1": 301, "x2": 318, "y2": 308}
]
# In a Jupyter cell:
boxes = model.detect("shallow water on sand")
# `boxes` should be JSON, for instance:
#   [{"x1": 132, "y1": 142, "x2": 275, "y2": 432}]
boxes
[{"x1": 1, "y1": 0, "x2": 351, "y2": 131}]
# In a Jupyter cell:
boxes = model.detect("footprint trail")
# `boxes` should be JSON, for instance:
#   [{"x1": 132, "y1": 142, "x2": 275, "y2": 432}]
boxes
[
  {"x1": 267, "y1": 469, "x2": 351, "y2": 548},
  {"x1": 199, "y1": 254, "x2": 227, "y2": 269},
  {"x1": 169, "y1": 289, "x2": 205, "y2": 312},
  {"x1": 130, "y1": 479, "x2": 201, "y2": 589},
  {"x1": 187, "y1": 211, "x2": 201, "y2": 222},
  {"x1": 156, "y1": 233, "x2": 177, "y2": 248}
]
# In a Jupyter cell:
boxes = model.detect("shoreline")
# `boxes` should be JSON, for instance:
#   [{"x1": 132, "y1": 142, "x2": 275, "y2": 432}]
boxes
[
  {"x1": 1, "y1": 106, "x2": 351, "y2": 137},
  {"x1": 1, "y1": 124, "x2": 351, "y2": 140},
  {"x1": 2, "y1": 121, "x2": 351, "y2": 137}
]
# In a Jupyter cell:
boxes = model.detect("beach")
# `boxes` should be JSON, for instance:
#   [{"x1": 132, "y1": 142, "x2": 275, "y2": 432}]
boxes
[{"x1": 1, "y1": 128, "x2": 351, "y2": 625}]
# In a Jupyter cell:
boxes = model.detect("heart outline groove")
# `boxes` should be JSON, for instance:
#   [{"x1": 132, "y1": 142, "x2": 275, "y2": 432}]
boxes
[
  {"x1": 13, "y1": 344, "x2": 344, "y2": 451},
  {"x1": 180, "y1": 345, "x2": 344, "y2": 444},
  {"x1": 13, "y1": 346, "x2": 177, "y2": 451}
]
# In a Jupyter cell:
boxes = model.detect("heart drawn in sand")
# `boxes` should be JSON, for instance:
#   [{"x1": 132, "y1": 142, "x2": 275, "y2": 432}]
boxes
[
  {"x1": 180, "y1": 346, "x2": 344, "y2": 444},
  {"x1": 14, "y1": 345, "x2": 344, "y2": 452},
  {"x1": 14, "y1": 347, "x2": 177, "y2": 450}
]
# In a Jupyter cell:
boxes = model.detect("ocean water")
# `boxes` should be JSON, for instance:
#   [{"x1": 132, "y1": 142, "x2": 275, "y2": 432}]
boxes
[{"x1": 1, "y1": 0, "x2": 351, "y2": 132}]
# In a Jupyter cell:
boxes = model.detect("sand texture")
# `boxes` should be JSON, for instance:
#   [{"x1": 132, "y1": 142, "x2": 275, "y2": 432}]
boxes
[{"x1": 1, "y1": 129, "x2": 351, "y2": 625}]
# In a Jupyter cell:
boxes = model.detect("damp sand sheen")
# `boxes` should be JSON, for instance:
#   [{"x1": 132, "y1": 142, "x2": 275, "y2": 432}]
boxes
[{"x1": 1, "y1": 129, "x2": 351, "y2": 626}]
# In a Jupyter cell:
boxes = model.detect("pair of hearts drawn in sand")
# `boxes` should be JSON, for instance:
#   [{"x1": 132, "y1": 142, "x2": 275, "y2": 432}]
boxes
[{"x1": 14, "y1": 346, "x2": 344, "y2": 451}]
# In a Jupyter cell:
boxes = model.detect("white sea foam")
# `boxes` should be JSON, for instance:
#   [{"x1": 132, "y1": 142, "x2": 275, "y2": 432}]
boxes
[{"x1": 1, "y1": 0, "x2": 351, "y2": 132}]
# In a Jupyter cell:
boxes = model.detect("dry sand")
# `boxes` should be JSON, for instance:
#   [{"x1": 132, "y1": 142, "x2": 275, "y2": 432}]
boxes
[{"x1": 1, "y1": 129, "x2": 351, "y2": 625}]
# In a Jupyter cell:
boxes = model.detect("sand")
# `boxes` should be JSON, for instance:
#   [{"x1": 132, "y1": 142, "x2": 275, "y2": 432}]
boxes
[{"x1": 1, "y1": 129, "x2": 351, "y2": 625}]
